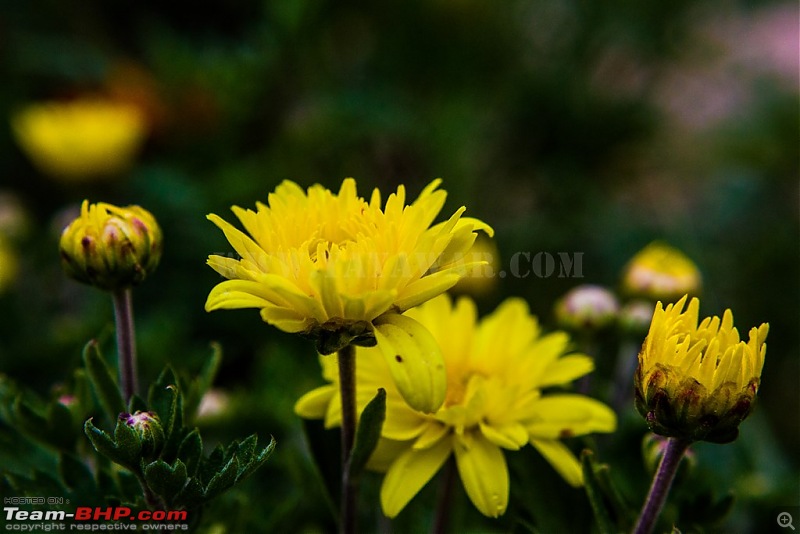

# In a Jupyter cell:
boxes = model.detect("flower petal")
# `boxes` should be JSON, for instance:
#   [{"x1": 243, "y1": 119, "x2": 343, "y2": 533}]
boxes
[
  {"x1": 524, "y1": 395, "x2": 617, "y2": 439},
  {"x1": 537, "y1": 354, "x2": 595, "y2": 387},
  {"x1": 380, "y1": 435, "x2": 452, "y2": 518},
  {"x1": 529, "y1": 438, "x2": 583, "y2": 487},
  {"x1": 454, "y1": 433, "x2": 509, "y2": 517},
  {"x1": 294, "y1": 385, "x2": 336, "y2": 419},
  {"x1": 374, "y1": 313, "x2": 447, "y2": 413}
]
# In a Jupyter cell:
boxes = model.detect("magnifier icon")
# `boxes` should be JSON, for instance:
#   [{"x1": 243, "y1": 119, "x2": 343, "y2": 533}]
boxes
[{"x1": 778, "y1": 512, "x2": 795, "y2": 530}]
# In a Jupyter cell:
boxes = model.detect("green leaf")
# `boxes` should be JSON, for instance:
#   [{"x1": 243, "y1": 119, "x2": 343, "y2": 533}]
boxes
[
  {"x1": 113, "y1": 418, "x2": 143, "y2": 469},
  {"x1": 144, "y1": 459, "x2": 189, "y2": 505},
  {"x1": 46, "y1": 402, "x2": 76, "y2": 449},
  {"x1": 185, "y1": 344, "x2": 222, "y2": 415},
  {"x1": 84, "y1": 419, "x2": 118, "y2": 461},
  {"x1": 177, "y1": 429, "x2": 203, "y2": 477},
  {"x1": 347, "y1": 388, "x2": 386, "y2": 481},
  {"x1": 204, "y1": 455, "x2": 239, "y2": 500},
  {"x1": 235, "y1": 436, "x2": 276, "y2": 483},
  {"x1": 148, "y1": 368, "x2": 184, "y2": 461},
  {"x1": 198, "y1": 444, "x2": 225, "y2": 486},
  {"x1": 581, "y1": 450, "x2": 615, "y2": 534},
  {"x1": 83, "y1": 341, "x2": 125, "y2": 420},
  {"x1": 174, "y1": 477, "x2": 205, "y2": 509}
]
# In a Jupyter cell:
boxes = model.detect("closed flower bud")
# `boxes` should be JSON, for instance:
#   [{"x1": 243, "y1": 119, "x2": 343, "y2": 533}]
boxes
[
  {"x1": 120, "y1": 411, "x2": 164, "y2": 459},
  {"x1": 622, "y1": 242, "x2": 701, "y2": 302},
  {"x1": 555, "y1": 284, "x2": 619, "y2": 331},
  {"x1": 635, "y1": 296, "x2": 768, "y2": 444},
  {"x1": 59, "y1": 200, "x2": 162, "y2": 291}
]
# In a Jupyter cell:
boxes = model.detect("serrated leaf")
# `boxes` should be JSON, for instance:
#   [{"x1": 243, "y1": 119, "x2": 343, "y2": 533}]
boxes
[
  {"x1": 230, "y1": 434, "x2": 257, "y2": 475},
  {"x1": 347, "y1": 388, "x2": 386, "y2": 481},
  {"x1": 144, "y1": 459, "x2": 189, "y2": 505},
  {"x1": 198, "y1": 444, "x2": 225, "y2": 486},
  {"x1": 84, "y1": 419, "x2": 118, "y2": 459},
  {"x1": 173, "y1": 477, "x2": 205, "y2": 509},
  {"x1": 581, "y1": 450, "x2": 615, "y2": 534},
  {"x1": 177, "y1": 429, "x2": 203, "y2": 477},
  {"x1": 113, "y1": 418, "x2": 142, "y2": 468},
  {"x1": 204, "y1": 455, "x2": 239, "y2": 500},
  {"x1": 235, "y1": 436, "x2": 276, "y2": 483},
  {"x1": 83, "y1": 341, "x2": 125, "y2": 420}
]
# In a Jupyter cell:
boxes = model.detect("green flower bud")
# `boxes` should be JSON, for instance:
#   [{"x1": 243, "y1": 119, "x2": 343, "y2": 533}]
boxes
[
  {"x1": 120, "y1": 411, "x2": 164, "y2": 460},
  {"x1": 59, "y1": 200, "x2": 162, "y2": 291},
  {"x1": 554, "y1": 284, "x2": 619, "y2": 331},
  {"x1": 635, "y1": 296, "x2": 768, "y2": 444}
]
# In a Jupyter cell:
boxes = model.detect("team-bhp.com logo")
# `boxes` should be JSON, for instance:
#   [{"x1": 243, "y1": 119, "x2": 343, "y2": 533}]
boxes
[{"x1": 4, "y1": 506, "x2": 188, "y2": 531}]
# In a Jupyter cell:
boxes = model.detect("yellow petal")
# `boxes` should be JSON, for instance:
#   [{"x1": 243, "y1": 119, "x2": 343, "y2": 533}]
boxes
[
  {"x1": 525, "y1": 395, "x2": 617, "y2": 439},
  {"x1": 454, "y1": 433, "x2": 509, "y2": 517},
  {"x1": 374, "y1": 313, "x2": 447, "y2": 413},
  {"x1": 537, "y1": 354, "x2": 595, "y2": 387},
  {"x1": 529, "y1": 438, "x2": 583, "y2": 487},
  {"x1": 479, "y1": 422, "x2": 528, "y2": 450},
  {"x1": 394, "y1": 271, "x2": 461, "y2": 312},
  {"x1": 380, "y1": 436, "x2": 452, "y2": 518},
  {"x1": 294, "y1": 385, "x2": 336, "y2": 419}
]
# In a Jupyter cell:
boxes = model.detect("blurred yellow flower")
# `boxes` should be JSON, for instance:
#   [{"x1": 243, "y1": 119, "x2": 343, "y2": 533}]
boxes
[
  {"x1": 451, "y1": 235, "x2": 500, "y2": 296},
  {"x1": 60, "y1": 200, "x2": 162, "y2": 291},
  {"x1": 622, "y1": 242, "x2": 701, "y2": 302},
  {"x1": 635, "y1": 296, "x2": 768, "y2": 443},
  {"x1": 295, "y1": 294, "x2": 617, "y2": 518},
  {"x1": 11, "y1": 99, "x2": 146, "y2": 181},
  {"x1": 0, "y1": 235, "x2": 19, "y2": 294},
  {"x1": 206, "y1": 179, "x2": 492, "y2": 413}
]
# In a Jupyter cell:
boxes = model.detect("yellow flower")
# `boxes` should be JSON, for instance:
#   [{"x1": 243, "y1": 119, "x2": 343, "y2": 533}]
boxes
[
  {"x1": 451, "y1": 235, "x2": 500, "y2": 296},
  {"x1": 11, "y1": 99, "x2": 146, "y2": 181},
  {"x1": 206, "y1": 179, "x2": 492, "y2": 413},
  {"x1": 295, "y1": 294, "x2": 617, "y2": 517},
  {"x1": 622, "y1": 242, "x2": 702, "y2": 302},
  {"x1": 635, "y1": 296, "x2": 768, "y2": 443},
  {"x1": 59, "y1": 200, "x2": 163, "y2": 291},
  {"x1": 0, "y1": 235, "x2": 19, "y2": 294}
]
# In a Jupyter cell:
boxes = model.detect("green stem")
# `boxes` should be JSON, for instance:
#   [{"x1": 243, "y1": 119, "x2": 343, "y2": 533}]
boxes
[
  {"x1": 338, "y1": 344, "x2": 357, "y2": 534},
  {"x1": 633, "y1": 438, "x2": 691, "y2": 534},
  {"x1": 432, "y1": 456, "x2": 456, "y2": 534},
  {"x1": 112, "y1": 288, "x2": 138, "y2": 403}
]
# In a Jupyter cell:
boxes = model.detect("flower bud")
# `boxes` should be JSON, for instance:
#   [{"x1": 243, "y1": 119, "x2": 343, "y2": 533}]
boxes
[
  {"x1": 120, "y1": 411, "x2": 164, "y2": 459},
  {"x1": 555, "y1": 284, "x2": 619, "y2": 331},
  {"x1": 635, "y1": 296, "x2": 768, "y2": 444},
  {"x1": 59, "y1": 200, "x2": 162, "y2": 291},
  {"x1": 618, "y1": 299, "x2": 655, "y2": 337},
  {"x1": 621, "y1": 242, "x2": 701, "y2": 302}
]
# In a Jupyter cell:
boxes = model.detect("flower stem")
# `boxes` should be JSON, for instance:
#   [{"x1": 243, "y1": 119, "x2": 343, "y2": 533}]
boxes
[
  {"x1": 633, "y1": 437, "x2": 691, "y2": 534},
  {"x1": 113, "y1": 288, "x2": 138, "y2": 403},
  {"x1": 432, "y1": 456, "x2": 456, "y2": 534},
  {"x1": 338, "y1": 344, "x2": 357, "y2": 534}
]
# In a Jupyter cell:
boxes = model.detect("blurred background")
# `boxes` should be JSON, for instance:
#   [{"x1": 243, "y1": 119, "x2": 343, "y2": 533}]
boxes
[{"x1": 0, "y1": 0, "x2": 797, "y2": 532}]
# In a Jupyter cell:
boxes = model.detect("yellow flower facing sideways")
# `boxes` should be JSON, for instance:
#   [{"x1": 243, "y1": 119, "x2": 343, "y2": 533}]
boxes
[
  {"x1": 296, "y1": 294, "x2": 617, "y2": 518},
  {"x1": 11, "y1": 99, "x2": 146, "y2": 181},
  {"x1": 206, "y1": 179, "x2": 492, "y2": 413},
  {"x1": 635, "y1": 296, "x2": 768, "y2": 443}
]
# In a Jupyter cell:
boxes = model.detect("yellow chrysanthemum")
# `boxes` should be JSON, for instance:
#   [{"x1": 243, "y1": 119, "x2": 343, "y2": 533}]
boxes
[
  {"x1": 295, "y1": 294, "x2": 617, "y2": 518},
  {"x1": 206, "y1": 179, "x2": 492, "y2": 413},
  {"x1": 11, "y1": 99, "x2": 146, "y2": 181},
  {"x1": 635, "y1": 295, "x2": 768, "y2": 443},
  {"x1": 622, "y1": 242, "x2": 702, "y2": 302},
  {"x1": 60, "y1": 200, "x2": 162, "y2": 291}
]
